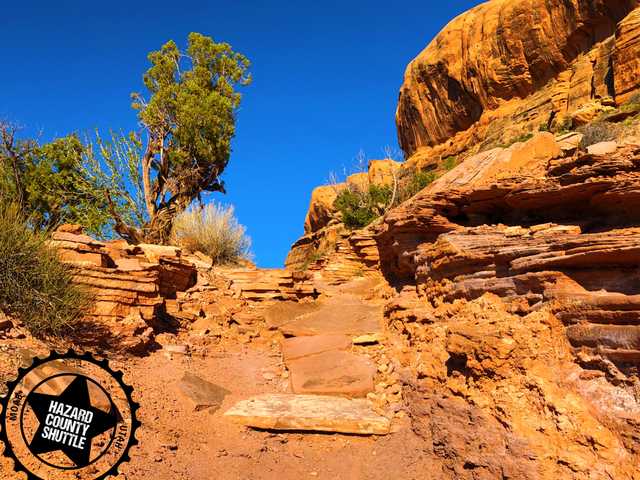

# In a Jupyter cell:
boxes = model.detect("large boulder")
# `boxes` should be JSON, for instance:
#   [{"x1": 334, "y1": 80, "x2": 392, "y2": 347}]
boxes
[
  {"x1": 368, "y1": 159, "x2": 401, "y2": 186},
  {"x1": 304, "y1": 185, "x2": 344, "y2": 234}
]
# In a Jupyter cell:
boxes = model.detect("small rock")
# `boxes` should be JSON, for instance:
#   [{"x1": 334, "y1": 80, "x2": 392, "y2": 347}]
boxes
[
  {"x1": 178, "y1": 372, "x2": 230, "y2": 412},
  {"x1": 224, "y1": 393, "x2": 391, "y2": 435},
  {"x1": 388, "y1": 384, "x2": 401, "y2": 395},
  {"x1": 0, "y1": 318, "x2": 13, "y2": 331},
  {"x1": 587, "y1": 141, "x2": 617, "y2": 155},
  {"x1": 352, "y1": 333, "x2": 382, "y2": 345},
  {"x1": 555, "y1": 132, "x2": 583, "y2": 153},
  {"x1": 163, "y1": 344, "x2": 189, "y2": 355}
]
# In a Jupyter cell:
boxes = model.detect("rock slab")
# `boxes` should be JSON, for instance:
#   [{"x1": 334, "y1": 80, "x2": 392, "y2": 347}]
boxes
[
  {"x1": 178, "y1": 373, "x2": 230, "y2": 412},
  {"x1": 280, "y1": 303, "x2": 381, "y2": 337},
  {"x1": 287, "y1": 350, "x2": 376, "y2": 397},
  {"x1": 281, "y1": 334, "x2": 352, "y2": 363},
  {"x1": 224, "y1": 393, "x2": 390, "y2": 435}
]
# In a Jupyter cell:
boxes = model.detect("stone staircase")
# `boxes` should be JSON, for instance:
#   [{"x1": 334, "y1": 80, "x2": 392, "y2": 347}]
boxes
[{"x1": 224, "y1": 282, "x2": 392, "y2": 435}]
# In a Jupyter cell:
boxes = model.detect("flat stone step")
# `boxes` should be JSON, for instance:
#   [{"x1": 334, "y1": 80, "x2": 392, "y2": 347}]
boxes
[
  {"x1": 224, "y1": 393, "x2": 390, "y2": 435},
  {"x1": 280, "y1": 303, "x2": 381, "y2": 337},
  {"x1": 281, "y1": 334, "x2": 352, "y2": 363},
  {"x1": 287, "y1": 350, "x2": 375, "y2": 397}
]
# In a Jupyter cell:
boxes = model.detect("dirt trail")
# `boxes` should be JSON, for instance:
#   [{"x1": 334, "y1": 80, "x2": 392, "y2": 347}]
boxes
[{"x1": 0, "y1": 277, "x2": 437, "y2": 480}]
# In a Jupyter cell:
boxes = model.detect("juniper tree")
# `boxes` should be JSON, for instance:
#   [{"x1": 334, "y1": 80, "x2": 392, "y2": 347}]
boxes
[{"x1": 105, "y1": 32, "x2": 252, "y2": 243}]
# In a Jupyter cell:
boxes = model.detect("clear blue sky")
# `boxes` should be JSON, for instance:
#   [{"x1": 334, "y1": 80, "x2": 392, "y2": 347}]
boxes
[{"x1": 0, "y1": 0, "x2": 481, "y2": 267}]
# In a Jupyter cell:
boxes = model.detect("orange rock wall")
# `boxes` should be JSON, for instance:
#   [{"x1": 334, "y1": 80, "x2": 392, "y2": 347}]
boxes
[{"x1": 396, "y1": 0, "x2": 640, "y2": 158}]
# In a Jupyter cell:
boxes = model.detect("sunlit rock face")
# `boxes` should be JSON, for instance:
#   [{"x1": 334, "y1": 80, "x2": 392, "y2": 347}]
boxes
[{"x1": 396, "y1": 0, "x2": 640, "y2": 159}]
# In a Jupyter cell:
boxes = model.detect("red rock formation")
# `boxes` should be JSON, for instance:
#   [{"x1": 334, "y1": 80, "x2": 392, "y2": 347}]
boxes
[
  {"x1": 615, "y1": 8, "x2": 640, "y2": 103},
  {"x1": 52, "y1": 229, "x2": 319, "y2": 351},
  {"x1": 302, "y1": 158, "x2": 402, "y2": 234},
  {"x1": 396, "y1": 0, "x2": 640, "y2": 159}
]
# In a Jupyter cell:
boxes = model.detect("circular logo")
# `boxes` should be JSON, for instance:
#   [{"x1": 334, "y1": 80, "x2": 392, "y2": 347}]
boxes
[{"x1": 0, "y1": 350, "x2": 140, "y2": 480}]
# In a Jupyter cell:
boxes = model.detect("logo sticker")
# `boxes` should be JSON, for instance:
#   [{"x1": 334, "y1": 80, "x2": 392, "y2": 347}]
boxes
[{"x1": 0, "y1": 350, "x2": 139, "y2": 480}]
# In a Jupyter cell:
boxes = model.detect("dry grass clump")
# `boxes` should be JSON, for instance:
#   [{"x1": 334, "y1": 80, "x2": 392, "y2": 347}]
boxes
[
  {"x1": 171, "y1": 203, "x2": 251, "y2": 265},
  {"x1": 578, "y1": 121, "x2": 622, "y2": 149},
  {"x1": 0, "y1": 203, "x2": 89, "y2": 336}
]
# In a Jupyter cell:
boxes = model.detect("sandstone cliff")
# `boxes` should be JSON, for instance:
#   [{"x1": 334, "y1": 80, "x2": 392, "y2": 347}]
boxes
[{"x1": 396, "y1": 0, "x2": 640, "y2": 163}]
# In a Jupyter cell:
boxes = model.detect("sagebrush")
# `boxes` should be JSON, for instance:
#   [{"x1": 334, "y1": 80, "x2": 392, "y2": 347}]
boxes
[
  {"x1": 171, "y1": 203, "x2": 251, "y2": 264},
  {"x1": 0, "y1": 203, "x2": 89, "y2": 336}
]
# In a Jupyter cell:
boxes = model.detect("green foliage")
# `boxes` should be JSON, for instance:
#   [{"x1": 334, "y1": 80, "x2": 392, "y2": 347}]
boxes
[
  {"x1": 333, "y1": 165, "x2": 442, "y2": 230},
  {"x1": 442, "y1": 156, "x2": 457, "y2": 171},
  {"x1": 2, "y1": 32, "x2": 253, "y2": 245},
  {"x1": 577, "y1": 121, "x2": 620, "y2": 149},
  {"x1": 170, "y1": 202, "x2": 251, "y2": 265},
  {"x1": 124, "y1": 32, "x2": 252, "y2": 243},
  {"x1": 401, "y1": 169, "x2": 438, "y2": 200},
  {"x1": 505, "y1": 132, "x2": 534, "y2": 147},
  {"x1": 0, "y1": 124, "x2": 110, "y2": 236},
  {"x1": 0, "y1": 203, "x2": 89, "y2": 337},
  {"x1": 334, "y1": 184, "x2": 392, "y2": 230},
  {"x1": 84, "y1": 131, "x2": 149, "y2": 237}
]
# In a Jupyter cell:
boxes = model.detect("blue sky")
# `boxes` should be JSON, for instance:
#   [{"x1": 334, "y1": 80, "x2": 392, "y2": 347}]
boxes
[{"x1": 0, "y1": 0, "x2": 481, "y2": 267}]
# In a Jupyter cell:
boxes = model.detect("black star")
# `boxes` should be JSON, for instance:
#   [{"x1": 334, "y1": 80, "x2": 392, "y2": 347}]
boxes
[{"x1": 26, "y1": 375, "x2": 119, "y2": 468}]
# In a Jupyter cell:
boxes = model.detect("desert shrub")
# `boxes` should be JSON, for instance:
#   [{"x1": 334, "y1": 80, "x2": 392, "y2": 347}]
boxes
[
  {"x1": 399, "y1": 169, "x2": 438, "y2": 201},
  {"x1": 170, "y1": 203, "x2": 251, "y2": 264},
  {"x1": 505, "y1": 132, "x2": 534, "y2": 147},
  {"x1": 577, "y1": 121, "x2": 620, "y2": 149},
  {"x1": 550, "y1": 116, "x2": 574, "y2": 135},
  {"x1": 334, "y1": 167, "x2": 443, "y2": 230},
  {"x1": 299, "y1": 247, "x2": 329, "y2": 271},
  {"x1": 334, "y1": 185, "x2": 392, "y2": 230},
  {"x1": 0, "y1": 203, "x2": 88, "y2": 336},
  {"x1": 442, "y1": 156, "x2": 457, "y2": 171}
]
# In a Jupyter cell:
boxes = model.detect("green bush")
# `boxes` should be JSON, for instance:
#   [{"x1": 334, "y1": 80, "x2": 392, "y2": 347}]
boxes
[
  {"x1": 505, "y1": 132, "x2": 534, "y2": 147},
  {"x1": 442, "y1": 156, "x2": 457, "y2": 171},
  {"x1": 401, "y1": 169, "x2": 438, "y2": 200},
  {"x1": 0, "y1": 203, "x2": 89, "y2": 336},
  {"x1": 171, "y1": 203, "x2": 252, "y2": 264},
  {"x1": 334, "y1": 185, "x2": 392, "y2": 230},
  {"x1": 577, "y1": 121, "x2": 620, "y2": 149}
]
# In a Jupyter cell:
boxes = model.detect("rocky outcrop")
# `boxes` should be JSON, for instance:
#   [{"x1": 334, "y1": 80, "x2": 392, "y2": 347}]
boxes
[
  {"x1": 304, "y1": 185, "x2": 344, "y2": 234},
  {"x1": 286, "y1": 226, "x2": 380, "y2": 284},
  {"x1": 396, "y1": 0, "x2": 640, "y2": 160},
  {"x1": 303, "y1": 158, "x2": 401, "y2": 234},
  {"x1": 614, "y1": 8, "x2": 640, "y2": 103},
  {"x1": 386, "y1": 293, "x2": 640, "y2": 478},
  {"x1": 53, "y1": 229, "x2": 319, "y2": 352}
]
